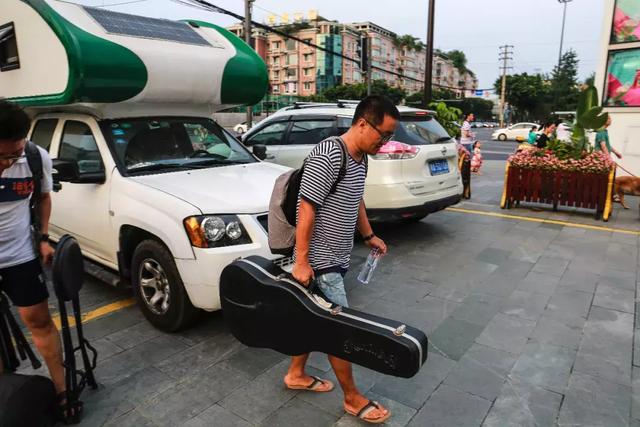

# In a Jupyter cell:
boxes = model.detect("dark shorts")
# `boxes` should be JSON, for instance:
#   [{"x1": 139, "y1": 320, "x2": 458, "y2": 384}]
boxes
[{"x1": 0, "y1": 259, "x2": 49, "y2": 307}]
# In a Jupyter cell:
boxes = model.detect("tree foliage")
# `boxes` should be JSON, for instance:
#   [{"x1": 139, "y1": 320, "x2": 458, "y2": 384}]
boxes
[
  {"x1": 308, "y1": 80, "x2": 407, "y2": 105},
  {"x1": 549, "y1": 50, "x2": 580, "y2": 111},
  {"x1": 494, "y1": 73, "x2": 550, "y2": 122},
  {"x1": 428, "y1": 102, "x2": 462, "y2": 138},
  {"x1": 444, "y1": 50, "x2": 475, "y2": 78}
]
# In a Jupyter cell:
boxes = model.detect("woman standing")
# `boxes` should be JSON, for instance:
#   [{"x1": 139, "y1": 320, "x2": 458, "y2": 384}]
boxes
[{"x1": 536, "y1": 122, "x2": 556, "y2": 149}]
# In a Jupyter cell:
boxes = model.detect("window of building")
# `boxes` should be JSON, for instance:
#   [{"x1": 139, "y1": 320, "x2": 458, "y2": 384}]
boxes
[
  {"x1": 303, "y1": 68, "x2": 311, "y2": 77},
  {"x1": 286, "y1": 39, "x2": 296, "y2": 51},
  {"x1": 286, "y1": 69, "x2": 297, "y2": 78},
  {"x1": 287, "y1": 54, "x2": 298, "y2": 66},
  {"x1": 303, "y1": 53, "x2": 313, "y2": 62},
  {"x1": 303, "y1": 82, "x2": 312, "y2": 91},
  {"x1": 272, "y1": 41, "x2": 280, "y2": 50}
]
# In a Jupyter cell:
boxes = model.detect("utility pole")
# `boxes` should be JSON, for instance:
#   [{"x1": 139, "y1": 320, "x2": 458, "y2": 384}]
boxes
[
  {"x1": 557, "y1": 0, "x2": 573, "y2": 70},
  {"x1": 498, "y1": 44, "x2": 514, "y2": 128},
  {"x1": 424, "y1": 0, "x2": 435, "y2": 107},
  {"x1": 244, "y1": 0, "x2": 254, "y2": 130}
]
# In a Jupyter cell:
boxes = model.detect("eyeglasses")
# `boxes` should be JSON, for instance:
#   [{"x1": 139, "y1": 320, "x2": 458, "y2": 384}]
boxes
[
  {"x1": 0, "y1": 154, "x2": 25, "y2": 162},
  {"x1": 363, "y1": 118, "x2": 394, "y2": 144}
]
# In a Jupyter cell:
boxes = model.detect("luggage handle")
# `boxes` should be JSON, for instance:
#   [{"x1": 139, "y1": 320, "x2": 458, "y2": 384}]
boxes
[{"x1": 277, "y1": 273, "x2": 318, "y2": 294}]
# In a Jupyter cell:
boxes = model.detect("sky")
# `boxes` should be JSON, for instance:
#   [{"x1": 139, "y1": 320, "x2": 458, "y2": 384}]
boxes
[{"x1": 71, "y1": 0, "x2": 606, "y2": 90}]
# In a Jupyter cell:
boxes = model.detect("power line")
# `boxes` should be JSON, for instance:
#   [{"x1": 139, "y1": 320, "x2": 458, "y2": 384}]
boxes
[
  {"x1": 173, "y1": 0, "x2": 482, "y2": 92},
  {"x1": 95, "y1": 0, "x2": 148, "y2": 7}
]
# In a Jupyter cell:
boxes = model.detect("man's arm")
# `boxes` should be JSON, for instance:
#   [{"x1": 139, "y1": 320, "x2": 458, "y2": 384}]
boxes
[
  {"x1": 357, "y1": 199, "x2": 387, "y2": 254},
  {"x1": 39, "y1": 192, "x2": 55, "y2": 264},
  {"x1": 292, "y1": 198, "x2": 316, "y2": 286}
]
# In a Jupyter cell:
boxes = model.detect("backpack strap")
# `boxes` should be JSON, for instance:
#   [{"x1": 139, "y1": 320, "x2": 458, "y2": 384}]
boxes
[
  {"x1": 329, "y1": 137, "x2": 348, "y2": 195},
  {"x1": 24, "y1": 142, "x2": 43, "y2": 232}
]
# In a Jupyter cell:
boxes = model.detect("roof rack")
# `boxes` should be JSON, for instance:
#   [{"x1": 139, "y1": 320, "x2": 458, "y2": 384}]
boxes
[{"x1": 287, "y1": 100, "x2": 359, "y2": 110}]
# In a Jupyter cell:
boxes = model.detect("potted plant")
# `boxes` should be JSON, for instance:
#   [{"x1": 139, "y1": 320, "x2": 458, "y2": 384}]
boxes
[{"x1": 500, "y1": 86, "x2": 616, "y2": 220}]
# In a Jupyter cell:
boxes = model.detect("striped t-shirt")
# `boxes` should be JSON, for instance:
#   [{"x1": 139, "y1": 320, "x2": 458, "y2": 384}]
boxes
[{"x1": 297, "y1": 138, "x2": 367, "y2": 274}]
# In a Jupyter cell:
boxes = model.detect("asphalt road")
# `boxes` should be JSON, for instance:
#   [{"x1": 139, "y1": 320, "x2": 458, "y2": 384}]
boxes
[{"x1": 472, "y1": 128, "x2": 518, "y2": 161}]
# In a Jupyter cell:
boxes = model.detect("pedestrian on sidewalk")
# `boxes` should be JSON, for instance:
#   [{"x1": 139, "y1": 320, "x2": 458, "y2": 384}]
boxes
[
  {"x1": 471, "y1": 141, "x2": 483, "y2": 174},
  {"x1": 595, "y1": 115, "x2": 622, "y2": 160},
  {"x1": 527, "y1": 126, "x2": 538, "y2": 145},
  {"x1": 536, "y1": 122, "x2": 556, "y2": 149},
  {"x1": 0, "y1": 100, "x2": 71, "y2": 421},
  {"x1": 284, "y1": 95, "x2": 393, "y2": 424},
  {"x1": 595, "y1": 115, "x2": 622, "y2": 202},
  {"x1": 460, "y1": 112, "x2": 476, "y2": 155}
]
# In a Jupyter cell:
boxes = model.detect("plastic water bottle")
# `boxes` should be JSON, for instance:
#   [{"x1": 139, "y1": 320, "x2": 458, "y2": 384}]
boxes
[{"x1": 358, "y1": 249, "x2": 382, "y2": 285}]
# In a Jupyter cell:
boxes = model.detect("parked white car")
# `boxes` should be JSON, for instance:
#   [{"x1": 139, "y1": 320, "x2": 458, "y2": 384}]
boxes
[
  {"x1": 233, "y1": 122, "x2": 249, "y2": 135},
  {"x1": 31, "y1": 114, "x2": 286, "y2": 332},
  {"x1": 492, "y1": 122, "x2": 539, "y2": 141},
  {"x1": 241, "y1": 103, "x2": 464, "y2": 222}
]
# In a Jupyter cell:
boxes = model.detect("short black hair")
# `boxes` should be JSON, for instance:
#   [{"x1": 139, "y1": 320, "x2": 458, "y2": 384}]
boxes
[
  {"x1": 352, "y1": 95, "x2": 400, "y2": 126},
  {"x1": 0, "y1": 100, "x2": 31, "y2": 142}
]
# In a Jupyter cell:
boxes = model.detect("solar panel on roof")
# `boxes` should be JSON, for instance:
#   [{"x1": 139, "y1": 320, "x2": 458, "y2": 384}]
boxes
[{"x1": 83, "y1": 6, "x2": 215, "y2": 47}]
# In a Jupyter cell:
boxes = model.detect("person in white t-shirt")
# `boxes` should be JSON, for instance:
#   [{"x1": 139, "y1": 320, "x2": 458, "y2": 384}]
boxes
[
  {"x1": 0, "y1": 100, "x2": 68, "y2": 419},
  {"x1": 460, "y1": 113, "x2": 476, "y2": 154}
]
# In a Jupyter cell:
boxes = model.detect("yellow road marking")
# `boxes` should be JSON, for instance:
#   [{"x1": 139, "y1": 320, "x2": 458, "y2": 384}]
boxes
[
  {"x1": 445, "y1": 207, "x2": 640, "y2": 236},
  {"x1": 52, "y1": 298, "x2": 136, "y2": 329}
]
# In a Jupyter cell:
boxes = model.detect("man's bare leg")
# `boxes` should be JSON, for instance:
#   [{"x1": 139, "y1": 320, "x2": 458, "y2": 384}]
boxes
[
  {"x1": 18, "y1": 301, "x2": 65, "y2": 394},
  {"x1": 328, "y1": 355, "x2": 389, "y2": 421},
  {"x1": 284, "y1": 354, "x2": 333, "y2": 391}
]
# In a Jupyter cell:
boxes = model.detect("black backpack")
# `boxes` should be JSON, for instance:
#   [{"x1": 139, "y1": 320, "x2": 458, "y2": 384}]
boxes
[
  {"x1": 0, "y1": 373, "x2": 57, "y2": 427},
  {"x1": 268, "y1": 137, "x2": 368, "y2": 256},
  {"x1": 283, "y1": 137, "x2": 349, "y2": 225}
]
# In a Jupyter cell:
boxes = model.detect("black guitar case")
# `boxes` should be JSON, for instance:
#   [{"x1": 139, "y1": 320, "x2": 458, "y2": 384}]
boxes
[
  {"x1": 220, "y1": 256, "x2": 428, "y2": 378},
  {"x1": 0, "y1": 373, "x2": 56, "y2": 427}
]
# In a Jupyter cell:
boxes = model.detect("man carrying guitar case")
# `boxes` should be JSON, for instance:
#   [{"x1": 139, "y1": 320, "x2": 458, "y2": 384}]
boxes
[{"x1": 267, "y1": 96, "x2": 411, "y2": 423}]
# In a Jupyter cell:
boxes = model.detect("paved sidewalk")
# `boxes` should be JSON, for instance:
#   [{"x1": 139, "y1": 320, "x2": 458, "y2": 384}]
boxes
[{"x1": 18, "y1": 160, "x2": 640, "y2": 426}]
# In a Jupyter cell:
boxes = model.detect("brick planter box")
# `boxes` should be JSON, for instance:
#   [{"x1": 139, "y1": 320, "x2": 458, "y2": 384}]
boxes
[{"x1": 500, "y1": 164, "x2": 615, "y2": 221}]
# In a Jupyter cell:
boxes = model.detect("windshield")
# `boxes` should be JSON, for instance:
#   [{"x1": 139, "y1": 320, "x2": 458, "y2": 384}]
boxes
[
  {"x1": 394, "y1": 116, "x2": 453, "y2": 145},
  {"x1": 100, "y1": 117, "x2": 256, "y2": 174}
]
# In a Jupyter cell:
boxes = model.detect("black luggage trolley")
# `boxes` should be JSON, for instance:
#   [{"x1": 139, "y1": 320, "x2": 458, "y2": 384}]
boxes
[{"x1": 52, "y1": 235, "x2": 98, "y2": 423}]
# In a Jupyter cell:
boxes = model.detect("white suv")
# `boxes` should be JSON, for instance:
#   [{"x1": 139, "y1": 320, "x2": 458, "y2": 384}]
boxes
[
  {"x1": 242, "y1": 103, "x2": 463, "y2": 222},
  {"x1": 30, "y1": 113, "x2": 287, "y2": 332}
]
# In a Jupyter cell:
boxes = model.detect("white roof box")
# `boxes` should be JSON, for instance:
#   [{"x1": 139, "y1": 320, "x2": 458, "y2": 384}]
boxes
[{"x1": 1, "y1": 0, "x2": 268, "y2": 118}]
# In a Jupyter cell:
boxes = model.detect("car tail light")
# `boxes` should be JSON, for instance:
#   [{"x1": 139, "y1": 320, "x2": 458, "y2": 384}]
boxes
[{"x1": 372, "y1": 141, "x2": 420, "y2": 160}]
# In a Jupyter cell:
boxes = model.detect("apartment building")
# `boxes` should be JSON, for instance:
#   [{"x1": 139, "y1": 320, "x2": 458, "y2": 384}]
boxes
[{"x1": 228, "y1": 16, "x2": 476, "y2": 98}]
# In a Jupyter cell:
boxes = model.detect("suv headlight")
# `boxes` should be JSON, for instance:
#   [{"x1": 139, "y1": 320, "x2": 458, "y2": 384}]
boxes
[{"x1": 183, "y1": 215, "x2": 252, "y2": 248}]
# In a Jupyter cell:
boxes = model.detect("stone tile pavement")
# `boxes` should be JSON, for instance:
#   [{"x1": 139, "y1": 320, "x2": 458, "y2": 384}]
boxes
[{"x1": 15, "y1": 159, "x2": 640, "y2": 426}]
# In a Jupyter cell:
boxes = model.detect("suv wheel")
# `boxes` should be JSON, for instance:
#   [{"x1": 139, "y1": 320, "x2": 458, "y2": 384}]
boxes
[
  {"x1": 498, "y1": 133, "x2": 507, "y2": 141},
  {"x1": 131, "y1": 240, "x2": 200, "y2": 332}
]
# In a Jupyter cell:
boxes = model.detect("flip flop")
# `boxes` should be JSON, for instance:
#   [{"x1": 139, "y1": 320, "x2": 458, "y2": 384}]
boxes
[
  {"x1": 345, "y1": 400, "x2": 391, "y2": 424},
  {"x1": 285, "y1": 376, "x2": 334, "y2": 392}
]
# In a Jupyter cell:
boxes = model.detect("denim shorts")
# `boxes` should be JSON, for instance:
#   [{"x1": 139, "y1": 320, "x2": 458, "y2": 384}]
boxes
[{"x1": 315, "y1": 272, "x2": 348, "y2": 308}]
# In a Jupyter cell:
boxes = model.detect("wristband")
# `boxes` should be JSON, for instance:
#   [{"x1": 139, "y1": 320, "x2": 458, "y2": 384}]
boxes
[
  {"x1": 40, "y1": 233, "x2": 50, "y2": 242},
  {"x1": 362, "y1": 233, "x2": 375, "y2": 242}
]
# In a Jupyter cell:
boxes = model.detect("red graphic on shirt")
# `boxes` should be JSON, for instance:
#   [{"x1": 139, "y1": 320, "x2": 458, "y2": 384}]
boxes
[{"x1": 12, "y1": 179, "x2": 34, "y2": 196}]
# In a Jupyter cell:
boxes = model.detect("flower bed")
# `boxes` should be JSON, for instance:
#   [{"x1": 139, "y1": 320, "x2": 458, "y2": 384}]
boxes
[
  {"x1": 501, "y1": 149, "x2": 615, "y2": 221},
  {"x1": 508, "y1": 148, "x2": 614, "y2": 174}
]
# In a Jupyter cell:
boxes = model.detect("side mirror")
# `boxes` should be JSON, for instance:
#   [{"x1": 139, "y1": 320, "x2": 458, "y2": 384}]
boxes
[
  {"x1": 52, "y1": 159, "x2": 79, "y2": 184},
  {"x1": 52, "y1": 158, "x2": 106, "y2": 187},
  {"x1": 253, "y1": 144, "x2": 267, "y2": 161}
]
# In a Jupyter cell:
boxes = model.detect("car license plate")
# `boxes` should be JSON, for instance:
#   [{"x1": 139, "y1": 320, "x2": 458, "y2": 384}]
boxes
[{"x1": 429, "y1": 159, "x2": 449, "y2": 175}]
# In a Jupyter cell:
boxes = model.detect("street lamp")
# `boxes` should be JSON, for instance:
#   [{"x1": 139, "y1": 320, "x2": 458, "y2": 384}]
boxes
[{"x1": 557, "y1": 0, "x2": 573, "y2": 70}]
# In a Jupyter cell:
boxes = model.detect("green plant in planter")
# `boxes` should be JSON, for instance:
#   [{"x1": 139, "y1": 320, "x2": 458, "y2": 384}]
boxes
[
  {"x1": 572, "y1": 85, "x2": 609, "y2": 152},
  {"x1": 428, "y1": 101, "x2": 462, "y2": 139}
]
